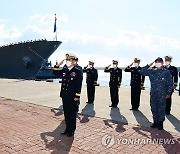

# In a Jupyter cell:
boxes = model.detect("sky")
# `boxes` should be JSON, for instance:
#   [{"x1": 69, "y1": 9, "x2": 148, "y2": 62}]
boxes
[{"x1": 0, "y1": 0, "x2": 180, "y2": 67}]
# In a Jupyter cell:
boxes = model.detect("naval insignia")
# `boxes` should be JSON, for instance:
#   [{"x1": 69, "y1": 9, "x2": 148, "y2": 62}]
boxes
[
  {"x1": 71, "y1": 78, "x2": 73, "y2": 80},
  {"x1": 162, "y1": 78, "x2": 165, "y2": 80},
  {"x1": 70, "y1": 72, "x2": 76, "y2": 76}
]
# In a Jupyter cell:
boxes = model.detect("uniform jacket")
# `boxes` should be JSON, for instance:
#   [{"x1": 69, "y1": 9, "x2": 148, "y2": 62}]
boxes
[
  {"x1": 75, "y1": 64, "x2": 83, "y2": 76},
  {"x1": 140, "y1": 65, "x2": 173, "y2": 95},
  {"x1": 104, "y1": 67, "x2": 122, "y2": 87},
  {"x1": 53, "y1": 65, "x2": 83, "y2": 99},
  {"x1": 83, "y1": 67, "x2": 98, "y2": 84},
  {"x1": 124, "y1": 66, "x2": 145, "y2": 86},
  {"x1": 164, "y1": 65, "x2": 178, "y2": 87}
]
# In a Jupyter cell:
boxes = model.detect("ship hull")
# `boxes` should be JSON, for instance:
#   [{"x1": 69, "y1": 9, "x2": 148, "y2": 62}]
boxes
[{"x1": 0, "y1": 40, "x2": 61, "y2": 79}]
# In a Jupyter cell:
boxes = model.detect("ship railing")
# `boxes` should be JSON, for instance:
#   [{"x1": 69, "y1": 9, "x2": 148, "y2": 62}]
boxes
[{"x1": 0, "y1": 39, "x2": 48, "y2": 48}]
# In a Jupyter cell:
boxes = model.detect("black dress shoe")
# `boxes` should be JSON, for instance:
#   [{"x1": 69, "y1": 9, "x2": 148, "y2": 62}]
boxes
[
  {"x1": 150, "y1": 120, "x2": 158, "y2": 128},
  {"x1": 109, "y1": 105, "x2": 117, "y2": 108},
  {"x1": 86, "y1": 102, "x2": 93, "y2": 104},
  {"x1": 61, "y1": 131, "x2": 68, "y2": 135},
  {"x1": 157, "y1": 121, "x2": 164, "y2": 130},
  {"x1": 67, "y1": 132, "x2": 74, "y2": 137}
]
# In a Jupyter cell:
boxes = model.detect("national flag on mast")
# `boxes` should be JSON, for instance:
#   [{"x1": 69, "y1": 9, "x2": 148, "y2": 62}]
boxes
[{"x1": 54, "y1": 14, "x2": 57, "y2": 33}]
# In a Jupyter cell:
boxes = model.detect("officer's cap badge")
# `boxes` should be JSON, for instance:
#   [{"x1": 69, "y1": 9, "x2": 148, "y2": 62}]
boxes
[
  {"x1": 112, "y1": 60, "x2": 118, "y2": 64},
  {"x1": 165, "y1": 56, "x2": 173, "y2": 60},
  {"x1": 134, "y1": 58, "x2": 141, "y2": 62}
]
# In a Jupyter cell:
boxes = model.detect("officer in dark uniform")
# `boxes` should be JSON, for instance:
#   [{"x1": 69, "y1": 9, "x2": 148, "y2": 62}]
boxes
[
  {"x1": 53, "y1": 54, "x2": 83, "y2": 137},
  {"x1": 164, "y1": 56, "x2": 178, "y2": 115},
  {"x1": 104, "y1": 60, "x2": 122, "y2": 108},
  {"x1": 72, "y1": 56, "x2": 83, "y2": 112},
  {"x1": 125, "y1": 58, "x2": 145, "y2": 111},
  {"x1": 83, "y1": 61, "x2": 98, "y2": 104}
]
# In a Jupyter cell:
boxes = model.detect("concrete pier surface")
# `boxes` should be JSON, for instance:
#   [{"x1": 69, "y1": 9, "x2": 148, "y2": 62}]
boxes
[{"x1": 0, "y1": 78, "x2": 179, "y2": 133}]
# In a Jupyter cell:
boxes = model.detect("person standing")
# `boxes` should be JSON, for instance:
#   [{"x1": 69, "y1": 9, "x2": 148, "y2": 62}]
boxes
[
  {"x1": 104, "y1": 60, "x2": 122, "y2": 108},
  {"x1": 140, "y1": 57, "x2": 173, "y2": 130},
  {"x1": 83, "y1": 61, "x2": 98, "y2": 104},
  {"x1": 164, "y1": 56, "x2": 178, "y2": 115},
  {"x1": 125, "y1": 58, "x2": 145, "y2": 111},
  {"x1": 73, "y1": 56, "x2": 83, "y2": 112},
  {"x1": 53, "y1": 54, "x2": 83, "y2": 137}
]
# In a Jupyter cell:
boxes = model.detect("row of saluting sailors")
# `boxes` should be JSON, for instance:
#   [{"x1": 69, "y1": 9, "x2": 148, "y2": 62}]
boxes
[{"x1": 52, "y1": 54, "x2": 178, "y2": 137}]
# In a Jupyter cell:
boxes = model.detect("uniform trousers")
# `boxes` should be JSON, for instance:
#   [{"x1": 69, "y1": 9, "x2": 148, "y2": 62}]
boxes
[
  {"x1": 110, "y1": 86, "x2": 119, "y2": 107},
  {"x1": 131, "y1": 85, "x2": 141, "y2": 109},
  {"x1": 87, "y1": 83, "x2": 95, "y2": 103},
  {"x1": 62, "y1": 97, "x2": 77, "y2": 133}
]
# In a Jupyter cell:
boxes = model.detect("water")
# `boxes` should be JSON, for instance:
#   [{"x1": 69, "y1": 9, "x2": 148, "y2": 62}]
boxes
[
  {"x1": 83, "y1": 70, "x2": 151, "y2": 88},
  {"x1": 54, "y1": 70, "x2": 179, "y2": 90}
]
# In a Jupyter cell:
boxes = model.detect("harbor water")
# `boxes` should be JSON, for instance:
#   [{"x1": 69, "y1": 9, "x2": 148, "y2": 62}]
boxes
[{"x1": 54, "y1": 70, "x2": 179, "y2": 91}]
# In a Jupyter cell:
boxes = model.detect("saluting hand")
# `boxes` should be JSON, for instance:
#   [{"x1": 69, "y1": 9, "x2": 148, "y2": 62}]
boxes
[
  {"x1": 148, "y1": 62, "x2": 154, "y2": 67},
  {"x1": 129, "y1": 62, "x2": 133, "y2": 67},
  {"x1": 57, "y1": 59, "x2": 65, "y2": 66},
  {"x1": 107, "y1": 64, "x2": 111, "y2": 68}
]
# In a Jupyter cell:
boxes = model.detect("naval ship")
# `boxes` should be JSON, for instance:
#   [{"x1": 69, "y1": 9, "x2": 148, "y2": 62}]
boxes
[{"x1": 0, "y1": 39, "x2": 61, "y2": 79}]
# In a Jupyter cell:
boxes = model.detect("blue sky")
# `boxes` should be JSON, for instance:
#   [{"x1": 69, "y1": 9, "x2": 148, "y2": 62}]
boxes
[{"x1": 0, "y1": 0, "x2": 180, "y2": 66}]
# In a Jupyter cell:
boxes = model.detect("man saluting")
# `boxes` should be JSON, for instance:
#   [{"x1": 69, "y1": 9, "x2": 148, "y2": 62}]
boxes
[
  {"x1": 125, "y1": 58, "x2": 145, "y2": 111},
  {"x1": 83, "y1": 61, "x2": 98, "y2": 104},
  {"x1": 53, "y1": 54, "x2": 83, "y2": 137},
  {"x1": 104, "y1": 60, "x2": 122, "y2": 108},
  {"x1": 140, "y1": 57, "x2": 173, "y2": 130}
]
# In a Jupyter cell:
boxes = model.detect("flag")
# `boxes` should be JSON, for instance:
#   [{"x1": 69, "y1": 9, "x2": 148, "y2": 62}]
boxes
[{"x1": 54, "y1": 16, "x2": 57, "y2": 33}]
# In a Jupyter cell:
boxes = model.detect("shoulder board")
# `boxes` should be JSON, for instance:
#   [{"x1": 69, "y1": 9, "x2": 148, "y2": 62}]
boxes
[{"x1": 75, "y1": 67, "x2": 81, "y2": 71}]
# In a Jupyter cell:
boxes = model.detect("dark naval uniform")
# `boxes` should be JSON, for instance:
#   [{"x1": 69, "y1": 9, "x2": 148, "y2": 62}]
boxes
[
  {"x1": 125, "y1": 66, "x2": 145, "y2": 110},
  {"x1": 164, "y1": 65, "x2": 178, "y2": 114},
  {"x1": 75, "y1": 64, "x2": 83, "y2": 112},
  {"x1": 83, "y1": 67, "x2": 98, "y2": 104},
  {"x1": 140, "y1": 65, "x2": 173, "y2": 128},
  {"x1": 53, "y1": 64, "x2": 83, "y2": 135},
  {"x1": 104, "y1": 67, "x2": 122, "y2": 107}
]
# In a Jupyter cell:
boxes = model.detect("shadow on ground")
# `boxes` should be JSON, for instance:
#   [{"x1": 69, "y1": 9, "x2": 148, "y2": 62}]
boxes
[
  {"x1": 166, "y1": 114, "x2": 180, "y2": 133},
  {"x1": 133, "y1": 126, "x2": 180, "y2": 153},
  {"x1": 40, "y1": 111, "x2": 74, "y2": 153},
  {"x1": 132, "y1": 110, "x2": 152, "y2": 126},
  {"x1": 79, "y1": 103, "x2": 96, "y2": 123},
  {"x1": 103, "y1": 107, "x2": 128, "y2": 133}
]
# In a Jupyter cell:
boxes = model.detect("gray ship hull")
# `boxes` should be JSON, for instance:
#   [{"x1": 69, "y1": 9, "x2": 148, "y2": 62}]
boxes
[{"x1": 0, "y1": 40, "x2": 61, "y2": 79}]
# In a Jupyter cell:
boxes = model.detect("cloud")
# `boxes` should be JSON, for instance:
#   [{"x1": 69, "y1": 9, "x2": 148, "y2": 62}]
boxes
[
  {"x1": 23, "y1": 25, "x2": 54, "y2": 38},
  {"x1": 0, "y1": 23, "x2": 22, "y2": 45},
  {"x1": 48, "y1": 49, "x2": 133, "y2": 67},
  {"x1": 0, "y1": 14, "x2": 180, "y2": 66},
  {"x1": 142, "y1": 25, "x2": 156, "y2": 30},
  {"x1": 30, "y1": 14, "x2": 68, "y2": 25}
]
